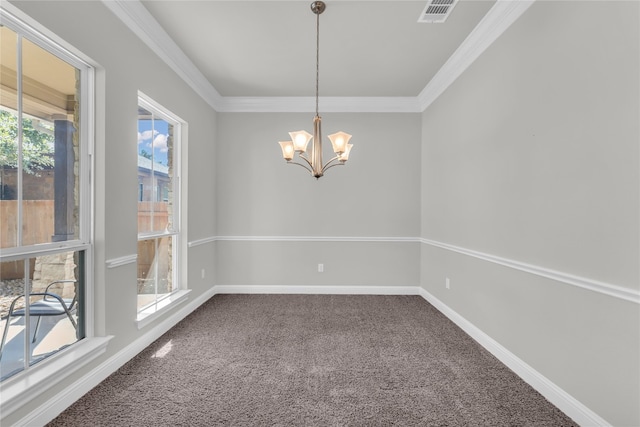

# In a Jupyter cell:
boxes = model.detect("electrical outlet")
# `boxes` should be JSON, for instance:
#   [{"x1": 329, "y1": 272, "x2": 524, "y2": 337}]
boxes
[
  {"x1": 318, "y1": 263, "x2": 324, "y2": 273},
  {"x1": 201, "y1": 269, "x2": 206, "y2": 279},
  {"x1": 446, "y1": 277, "x2": 450, "y2": 289}
]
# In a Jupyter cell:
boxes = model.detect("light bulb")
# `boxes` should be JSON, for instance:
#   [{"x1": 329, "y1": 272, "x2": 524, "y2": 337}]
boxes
[
  {"x1": 289, "y1": 130, "x2": 313, "y2": 153},
  {"x1": 328, "y1": 131, "x2": 352, "y2": 155}
]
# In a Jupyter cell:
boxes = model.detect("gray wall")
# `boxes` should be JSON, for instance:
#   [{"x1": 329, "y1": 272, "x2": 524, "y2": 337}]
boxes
[
  {"x1": 420, "y1": 1, "x2": 639, "y2": 425},
  {"x1": 216, "y1": 113, "x2": 421, "y2": 287},
  {"x1": 4, "y1": 0, "x2": 639, "y2": 425},
  {"x1": 4, "y1": 1, "x2": 217, "y2": 424}
]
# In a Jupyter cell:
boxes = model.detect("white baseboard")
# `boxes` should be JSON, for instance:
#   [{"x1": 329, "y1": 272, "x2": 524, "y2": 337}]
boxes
[
  {"x1": 417, "y1": 287, "x2": 610, "y2": 427},
  {"x1": 15, "y1": 284, "x2": 606, "y2": 427},
  {"x1": 15, "y1": 286, "x2": 217, "y2": 427},
  {"x1": 212, "y1": 284, "x2": 421, "y2": 295}
]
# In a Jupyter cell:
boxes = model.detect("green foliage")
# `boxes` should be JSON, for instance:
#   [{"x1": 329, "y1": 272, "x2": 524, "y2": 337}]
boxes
[
  {"x1": 0, "y1": 110, "x2": 54, "y2": 174},
  {"x1": 139, "y1": 149, "x2": 153, "y2": 160}
]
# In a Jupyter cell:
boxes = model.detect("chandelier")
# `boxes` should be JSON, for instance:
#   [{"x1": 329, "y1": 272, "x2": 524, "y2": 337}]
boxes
[{"x1": 278, "y1": 1, "x2": 353, "y2": 179}]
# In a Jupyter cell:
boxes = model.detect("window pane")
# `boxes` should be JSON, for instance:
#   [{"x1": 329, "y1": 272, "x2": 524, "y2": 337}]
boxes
[
  {"x1": 137, "y1": 108, "x2": 153, "y2": 233},
  {"x1": 137, "y1": 236, "x2": 175, "y2": 311},
  {"x1": 136, "y1": 96, "x2": 179, "y2": 317},
  {"x1": 0, "y1": 250, "x2": 83, "y2": 381},
  {"x1": 138, "y1": 110, "x2": 173, "y2": 234},
  {"x1": 22, "y1": 38, "x2": 80, "y2": 245},
  {"x1": 0, "y1": 27, "x2": 19, "y2": 248},
  {"x1": 0, "y1": 258, "x2": 27, "y2": 380},
  {"x1": 20, "y1": 114, "x2": 55, "y2": 246}
]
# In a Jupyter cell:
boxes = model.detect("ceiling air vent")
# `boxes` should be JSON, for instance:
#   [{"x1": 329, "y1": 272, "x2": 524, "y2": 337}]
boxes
[{"x1": 418, "y1": 0, "x2": 459, "y2": 23}]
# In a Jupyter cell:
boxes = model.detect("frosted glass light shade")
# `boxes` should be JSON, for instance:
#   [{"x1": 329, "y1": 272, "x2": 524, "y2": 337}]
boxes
[
  {"x1": 328, "y1": 131, "x2": 352, "y2": 154},
  {"x1": 289, "y1": 130, "x2": 313, "y2": 153},
  {"x1": 339, "y1": 143, "x2": 353, "y2": 162},
  {"x1": 279, "y1": 141, "x2": 295, "y2": 161}
]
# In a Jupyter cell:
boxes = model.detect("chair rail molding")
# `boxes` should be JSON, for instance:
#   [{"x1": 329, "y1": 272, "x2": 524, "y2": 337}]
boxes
[
  {"x1": 213, "y1": 235, "x2": 420, "y2": 243},
  {"x1": 421, "y1": 238, "x2": 640, "y2": 304},
  {"x1": 188, "y1": 236, "x2": 217, "y2": 248},
  {"x1": 105, "y1": 254, "x2": 137, "y2": 269},
  {"x1": 208, "y1": 235, "x2": 639, "y2": 303}
]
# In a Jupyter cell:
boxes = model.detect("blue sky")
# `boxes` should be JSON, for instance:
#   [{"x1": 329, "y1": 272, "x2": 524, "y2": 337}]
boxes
[{"x1": 137, "y1": 119, "x2": 169, "y2": 165}]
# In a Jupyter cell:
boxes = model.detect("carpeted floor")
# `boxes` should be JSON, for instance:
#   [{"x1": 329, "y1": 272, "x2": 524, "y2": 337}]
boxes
[{"x1": 48, "y1": 295, "x2": 577, "y2": 426}]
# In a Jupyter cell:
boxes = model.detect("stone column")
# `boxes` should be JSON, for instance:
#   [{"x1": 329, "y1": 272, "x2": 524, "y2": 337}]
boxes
[{"x1": 52, "y1": 117, "x2": 75, "y2": 242}]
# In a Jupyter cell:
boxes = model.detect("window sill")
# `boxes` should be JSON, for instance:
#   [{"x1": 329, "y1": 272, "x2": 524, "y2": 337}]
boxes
[
  {"x1": 136, "y1": 289, "x2": 191, "y2": 330},
  {"x1": 0, "y1": 336, "x2": 113, "y2": 418}
]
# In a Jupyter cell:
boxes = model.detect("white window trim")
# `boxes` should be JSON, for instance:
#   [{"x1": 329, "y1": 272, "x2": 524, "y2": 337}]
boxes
[
  {"x1": 0, "y1": 0, "x2": 102, "y2": 397},
  {"x1": 0, "y1": 337, "x2": 112, "y2": 418},
  {"x1": 136, "y1": 91, "x2": 185, "y2": 321},
  {"x1": 136, "y1": 289, "x2": 191, "y2": 329}
]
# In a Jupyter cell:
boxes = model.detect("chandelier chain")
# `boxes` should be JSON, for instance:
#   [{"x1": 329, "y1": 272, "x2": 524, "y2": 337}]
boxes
[{"x1": 315, "y1": 8, "x2": 320, "y2": 117}]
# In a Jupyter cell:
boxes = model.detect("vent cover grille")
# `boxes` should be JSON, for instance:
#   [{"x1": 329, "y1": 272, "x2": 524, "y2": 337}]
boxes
[{"x1": 418, "y1": 0, "x2": 459, "y2": 23}]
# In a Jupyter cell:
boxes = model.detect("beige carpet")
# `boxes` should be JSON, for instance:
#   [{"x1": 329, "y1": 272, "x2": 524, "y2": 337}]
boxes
[{"x1": 49, "y1": 294, "x2": 576, "y2": 426}]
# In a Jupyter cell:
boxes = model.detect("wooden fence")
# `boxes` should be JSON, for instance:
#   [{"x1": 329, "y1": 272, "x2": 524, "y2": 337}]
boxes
[
  {"x1": 0, "y1": 201, "x2": 169, "y2": 280},
  {"x1": 137, "y1": 202, "x2": 169, "y2": 232},
  {"x1": 1, "y1": 201, "x2": 54, "y2": 279}
]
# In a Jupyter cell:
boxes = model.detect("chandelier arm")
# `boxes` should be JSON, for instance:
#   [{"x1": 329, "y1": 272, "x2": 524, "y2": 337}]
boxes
[
  {"x1": 288, "y1": 160, "x2": 313, "y2": 174},
  {"x1": 321, "y1": 162, "x2": 345, "y2": 173},
  {"x1": 320, "y1": 155, "x2": 342, "y2": 173},
  {"x1": 298, "y1": 153, "x2": 313, "y2": 168}
]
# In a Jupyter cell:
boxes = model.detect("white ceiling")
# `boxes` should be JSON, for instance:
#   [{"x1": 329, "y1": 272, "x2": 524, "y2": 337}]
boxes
[
  {"x1": 139, "y1": 0, "x2": 495, "y2": 98},
  {"x1": 104, "y1": 0, "x2": 535, "y2": 112}
]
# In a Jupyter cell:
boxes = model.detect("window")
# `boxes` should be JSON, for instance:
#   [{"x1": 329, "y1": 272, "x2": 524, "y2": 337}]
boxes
[
  {"x1": 0, "y1": 12, "x2": 92, "y2": 381},
  {"x1": 136, "y1": 94, "x2": 182, "y2": 319}
]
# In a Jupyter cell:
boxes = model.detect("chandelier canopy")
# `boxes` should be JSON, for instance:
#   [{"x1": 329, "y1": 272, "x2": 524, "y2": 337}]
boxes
[{"x1": 278, "y1": 1, "x2": 353, "y2": 179}]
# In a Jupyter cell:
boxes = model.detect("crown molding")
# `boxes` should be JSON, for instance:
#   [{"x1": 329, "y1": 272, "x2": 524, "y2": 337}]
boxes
[
  {"x1": 417, "y1": 0, "x2": 535, "y2": 111},
  {"x1": 101, "y1": 0, "x2": 225, "y2": 111},
  {"x1": 103, "y1": 0, "x2": 534, "y2": 114},
  {"x1": 219, "y1": 96, "x2": 422, "y2": 113}
]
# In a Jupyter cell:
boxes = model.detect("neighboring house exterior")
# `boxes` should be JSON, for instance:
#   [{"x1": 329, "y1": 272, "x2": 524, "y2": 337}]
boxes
[
  {"x1": 0, "y1": 156, "x2": 166, "y2": 202},
  {"x1": 137, "y1": 155, "x2": 169, "y2": 203}
]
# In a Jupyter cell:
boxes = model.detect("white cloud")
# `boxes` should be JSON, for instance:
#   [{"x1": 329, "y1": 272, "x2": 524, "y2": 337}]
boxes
[
  {"x1": 153, "y1": 133, "x2": 168, "y2": 152},
  {"x1": 138, "y1": 129, "x2": 158, "y2": 144}
]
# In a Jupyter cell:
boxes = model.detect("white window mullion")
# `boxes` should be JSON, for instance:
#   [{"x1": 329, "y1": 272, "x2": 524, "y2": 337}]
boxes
[
  {"x1": 22, "y1": 260, "x2": 30, "y2": 372},
  {"x1": 16, "y1": 33, "x2": 24, "y2": 247}
]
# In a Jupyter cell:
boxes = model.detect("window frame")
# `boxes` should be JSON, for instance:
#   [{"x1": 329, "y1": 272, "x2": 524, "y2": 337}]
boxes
[
  {"x1": 135, "y1": 92, "x2": 185, "y2": 322},
  {"x1": 0, "y1": 12, "x2": 93, "y2": 259},
  {"x1": 0, "y1": 4, "x2": 94, "y2": 357},
  {"x1": 0, "y1": 3, "x2": 111, "y2": 417}
]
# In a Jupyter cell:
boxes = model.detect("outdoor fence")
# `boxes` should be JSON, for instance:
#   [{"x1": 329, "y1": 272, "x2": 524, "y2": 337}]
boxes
[
  {"x1": 0, "y1": 201, "x2": 169, "y2": 280},
  {"x1": 1, "y1": 201, "x2": 54, "y2": 279}
]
